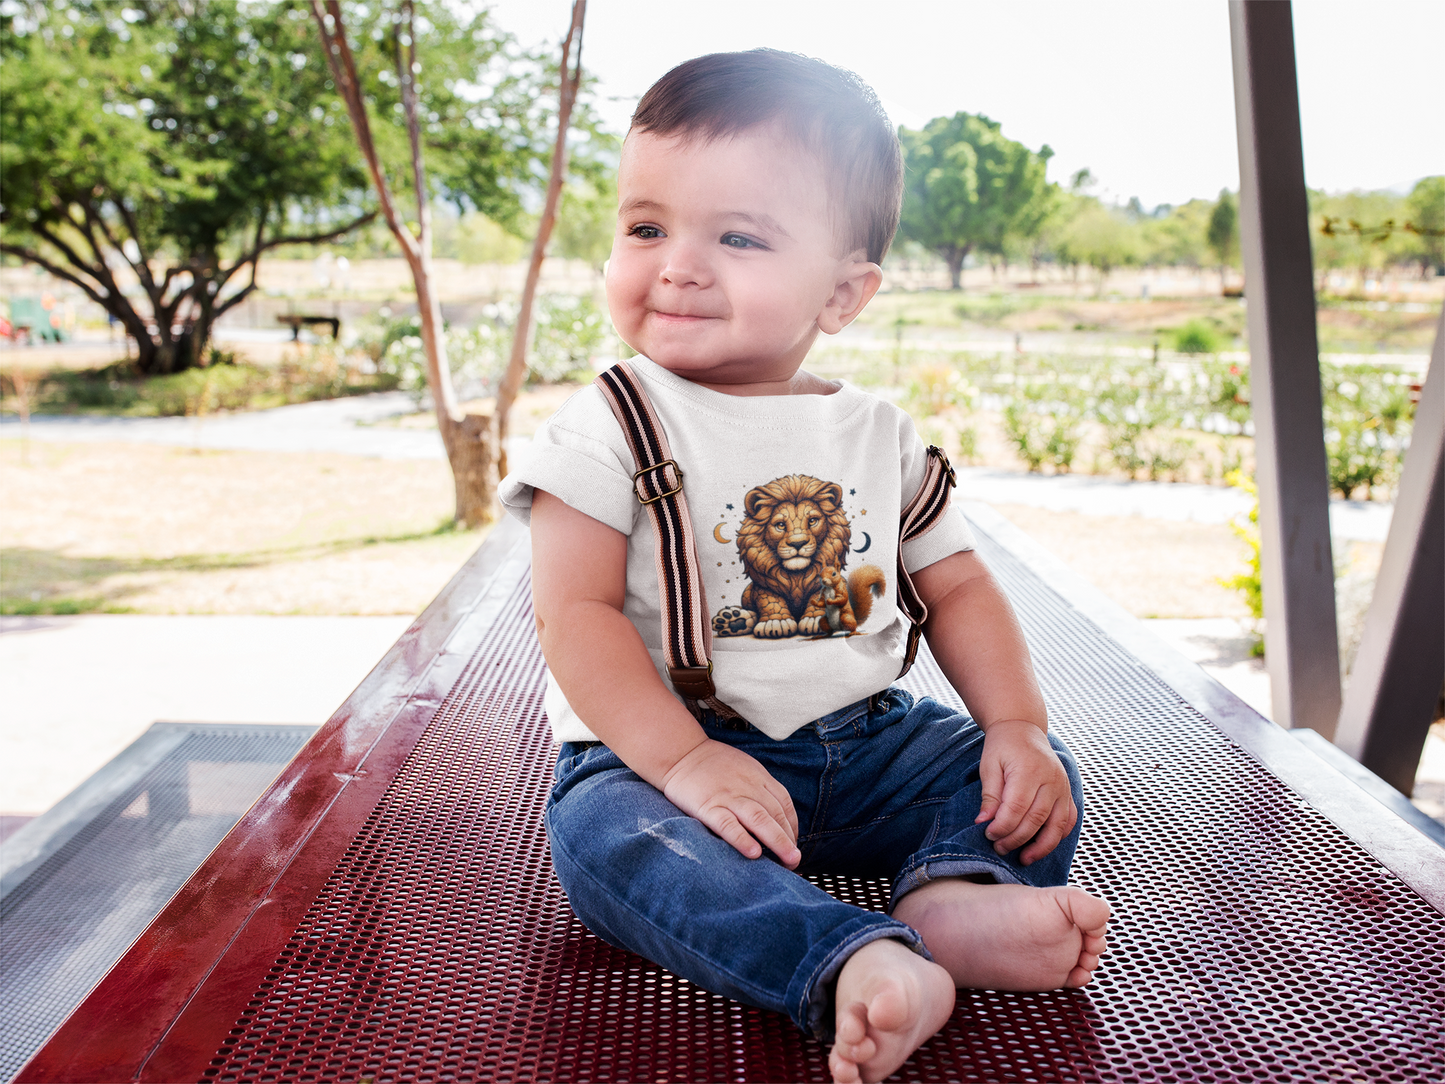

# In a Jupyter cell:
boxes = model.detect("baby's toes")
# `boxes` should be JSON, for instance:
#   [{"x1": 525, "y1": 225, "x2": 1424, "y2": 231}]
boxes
[{"x1": 828, "y1": 1050, "x2": 863, "y2": 1084}]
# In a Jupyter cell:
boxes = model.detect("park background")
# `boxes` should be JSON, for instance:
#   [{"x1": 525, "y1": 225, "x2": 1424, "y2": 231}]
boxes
[{"x1": 2, "y1": 0, "x2": 1442, "y2": 835}]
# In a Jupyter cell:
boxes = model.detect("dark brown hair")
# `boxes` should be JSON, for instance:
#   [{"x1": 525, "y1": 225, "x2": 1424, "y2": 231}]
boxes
[{"x1": 631, "y1": 49, "x2": 903, "y2": 264}]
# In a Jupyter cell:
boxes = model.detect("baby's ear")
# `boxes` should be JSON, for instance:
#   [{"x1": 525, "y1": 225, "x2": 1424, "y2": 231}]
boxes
[{"x1": 818, "y1": 260, "x2": 883, "y2": 335}]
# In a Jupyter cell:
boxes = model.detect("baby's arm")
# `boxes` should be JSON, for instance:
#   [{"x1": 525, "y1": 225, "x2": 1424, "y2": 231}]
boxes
[
  {"x1": 911, "y1": 550, "x2": 1076, "y2": 865},
  {"x1": 529, "y1": 490, "x2": 801, "y2": 868}
]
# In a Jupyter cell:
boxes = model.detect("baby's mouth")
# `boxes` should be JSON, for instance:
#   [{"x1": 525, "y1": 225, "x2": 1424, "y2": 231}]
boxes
[{"x1": 651, "y1": 309, "x2": 717, "y2": 322}]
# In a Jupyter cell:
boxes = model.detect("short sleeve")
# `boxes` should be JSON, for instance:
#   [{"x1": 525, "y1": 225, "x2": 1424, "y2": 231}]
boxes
[{"x1": 498, "y1": 388, "x2": 639, "y2": 535}]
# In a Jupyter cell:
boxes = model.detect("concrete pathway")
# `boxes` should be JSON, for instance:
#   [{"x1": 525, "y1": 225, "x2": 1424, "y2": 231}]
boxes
[
  {"x1": 0, "y1": 614, "x2": 412, "y2": 818},
  {"x1": 954, "y1": 467, "x2": 1392, "y2": 541},
  {"x1": 0, "y1": 392, "x2": 1396, "y2": 540},
  {"x1": 0, "y1": 391, "x2": 447, "y2": 460}
]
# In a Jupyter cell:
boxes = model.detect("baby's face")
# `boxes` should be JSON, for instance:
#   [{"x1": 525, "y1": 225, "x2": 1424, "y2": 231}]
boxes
[{"x1": 606, "y1": 126, "x2": 867, "y2": 392}]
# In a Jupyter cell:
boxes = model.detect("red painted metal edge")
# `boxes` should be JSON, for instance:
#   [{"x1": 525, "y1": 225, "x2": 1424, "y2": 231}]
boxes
[{"x1": 17, "y1": 519, "x2": 532, "y2": 1084}]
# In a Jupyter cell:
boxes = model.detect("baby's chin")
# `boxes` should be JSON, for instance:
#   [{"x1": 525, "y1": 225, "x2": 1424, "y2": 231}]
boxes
[{"x1": 643, "y1": 352, "x2": 809, "y2": 393}]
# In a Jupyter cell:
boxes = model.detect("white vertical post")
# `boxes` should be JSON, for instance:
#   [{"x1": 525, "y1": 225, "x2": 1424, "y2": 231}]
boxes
[
  {"x1": 1228, "y1": 1, "x2": 1342, "y2": 734},
  {"x1": 1335, "y1": 312, "x2": 1445, "y2": 793}
]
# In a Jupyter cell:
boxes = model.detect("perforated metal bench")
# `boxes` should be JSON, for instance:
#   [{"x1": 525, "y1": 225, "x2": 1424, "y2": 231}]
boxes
[{"x1": 19, "y1": 507, "x2": 1445, "y2": 1083}]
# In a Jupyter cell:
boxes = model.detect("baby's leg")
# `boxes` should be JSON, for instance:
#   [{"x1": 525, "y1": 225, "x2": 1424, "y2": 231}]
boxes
[
  {"x1": 828, "y1": 939, "x2": 954, "y2": 1084},
  {"x1": 849, "y1": 702, "x2": 1108, "y2": 990},
  {"x1": 892, "y1": 878, "x2": 1109, "y2": 991},
  {"x1": 546, "y1": 742, "x2": 923, "y2": 1038}
]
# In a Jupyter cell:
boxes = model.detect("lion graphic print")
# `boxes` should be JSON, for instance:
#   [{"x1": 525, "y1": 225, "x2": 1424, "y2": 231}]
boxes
[{"x1": 711, "y1": 474, "x2": 888, "y2": 640}]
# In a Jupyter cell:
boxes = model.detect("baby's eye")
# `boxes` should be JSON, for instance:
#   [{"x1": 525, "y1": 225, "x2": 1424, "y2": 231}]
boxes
[
  {"x1": 720, "y1": 233, "x2": 765, "y2": 250},
  {"x1": 626, "y1": 224, "x2": 663, "y2": 240}
]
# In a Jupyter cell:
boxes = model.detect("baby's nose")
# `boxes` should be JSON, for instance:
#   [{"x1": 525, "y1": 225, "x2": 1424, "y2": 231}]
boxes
[{"x1": 659, "y1": 242, "x2": 713, "y2": 287}]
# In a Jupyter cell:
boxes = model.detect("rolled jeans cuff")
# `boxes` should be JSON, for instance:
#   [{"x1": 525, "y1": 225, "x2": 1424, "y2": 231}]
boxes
[
  {"x1": 890, "y1": 851, "x2": 1026, "y2": 911},
  {"x1": 789, "y1": 913, "x2": 931, "y2": 1040}
]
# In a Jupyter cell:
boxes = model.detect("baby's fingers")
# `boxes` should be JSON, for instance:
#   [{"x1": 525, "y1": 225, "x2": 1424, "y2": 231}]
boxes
[
  {"x1": 986, "y1": 788, "x2": 1051, "y2": 854},
  {"x1": 768, "y1": 778, "x2": 801, "y2": 842},
  {"x1": 975, "y1": 752, "x2": 1005, "y2": 826},
  {"x1": 737, "y1": 800, "x2": 801, "y2": 868},
  {"x1": 1018, "y1": 795, "x2": 1078, "y2": 865},
  {"x1": 704, "y1": 800, "x2": 800, "y2": 868},
  {"x1": 701, "y1": 807, "x2": 765, "y2": 861}
]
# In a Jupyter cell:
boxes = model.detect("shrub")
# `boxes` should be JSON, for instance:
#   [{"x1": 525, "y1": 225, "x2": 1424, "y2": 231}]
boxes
[
  {"x1": 905, "y1": 364, "x2": 976, "y2": 419},
  {"x1": 368, "y1": 294, "x2": 613, "y2": 403},
  {"x1": 1322, "y1": 365, "x2": 1412, "y2": 499},
  {"x1": 531, "y1": 294, "x2": 611, "y2": 383},
  {"x1": 1091, "y1": 360, "x2": 1187, "y2": 479},
  {"x1": 1173, "y1": 320, "x2": 1221, "y2": 354},
  {"x1": 1202, "y1": 357, "x2": 1251, "y2": 434},
  {"x1": 34, "y1": 356, "x2": 394, "y2": 417},
  {"x1": 1002, "y1": 366, "x2": 1086, "y2": 473},
  {"x1": 1218, "y1": 470, "x2": 1264, "y2": 656}
]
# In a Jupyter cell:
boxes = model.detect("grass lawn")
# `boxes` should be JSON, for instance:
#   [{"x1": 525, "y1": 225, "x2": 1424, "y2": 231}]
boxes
[{"x1": 1, "y1": 439, "x2": 484, "y2": 616}]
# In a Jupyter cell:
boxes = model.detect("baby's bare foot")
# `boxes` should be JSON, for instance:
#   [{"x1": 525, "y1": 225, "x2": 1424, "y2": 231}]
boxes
[
  {"x1": 828, "y1": 938, "x2": 955, "y2": 1084},
  {"x1": 893, "y1": 880, "x2": 1110, "y2": 991}
]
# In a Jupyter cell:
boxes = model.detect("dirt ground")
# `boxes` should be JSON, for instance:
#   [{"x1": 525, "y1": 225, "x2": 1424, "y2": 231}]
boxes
[
  {"x1": 1, "y1": 440, "x2": 481, "y2": 615},
  {"x1": 988, "y1": 505, "x2": 1251, "y2": 619},
  {"x1": 2, "y1": 439, "x2": 1264, "y2": 621}
]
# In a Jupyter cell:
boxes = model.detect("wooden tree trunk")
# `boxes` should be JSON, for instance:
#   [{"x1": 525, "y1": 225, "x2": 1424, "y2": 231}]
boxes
[
  {"x1": 312, "y1": 0, "x2": 584, "y2": 528},
  {"x1": 947, "y1": 247, "x2": 968, "y2": 290},
  {"x1": 494, "y1": 0, "x2": 587, "y2": 482},
  {"x1": 412, "y1": 245, "x2": 496, "y2": 527}
]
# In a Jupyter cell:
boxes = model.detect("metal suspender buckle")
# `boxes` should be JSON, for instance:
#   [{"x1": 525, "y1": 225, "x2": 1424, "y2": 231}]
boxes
[
  {"x1": 634, "y1": 460, "x2": 684, "y2": 504},
  {"x1": 667, "y1": 661, "x2": 716, "y2": 700},
  {"x1": 927, "y1": 445, "x2": 957, "y2": 489}
]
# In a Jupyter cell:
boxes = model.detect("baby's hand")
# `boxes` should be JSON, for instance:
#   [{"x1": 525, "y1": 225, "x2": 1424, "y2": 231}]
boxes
[
  {"x1": 975, "y1": 720, "x2": 1077, "y2": 866},
  {"x1": 662, "y1": 739, "x2": 801, "y2": 868}
]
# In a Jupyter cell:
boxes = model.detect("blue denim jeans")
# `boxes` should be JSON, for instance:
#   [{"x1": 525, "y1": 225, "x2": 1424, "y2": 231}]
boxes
[{"x1": 545, "y1": 688, "x2": 1083, "y2": 1038}]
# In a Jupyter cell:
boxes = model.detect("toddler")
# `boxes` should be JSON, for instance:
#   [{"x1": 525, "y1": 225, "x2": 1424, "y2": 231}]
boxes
[{"x1": 500, "y1": 49, "x2": 1109, "y2": 1084}]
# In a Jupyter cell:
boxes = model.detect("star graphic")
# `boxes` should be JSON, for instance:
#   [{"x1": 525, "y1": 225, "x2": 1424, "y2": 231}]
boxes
[
  {"x1": 849, "y1": 488, "x2": 856, "y2": 496},
  {"x1": 725, "y1": 503, "x2": 734, "y2": 510}
]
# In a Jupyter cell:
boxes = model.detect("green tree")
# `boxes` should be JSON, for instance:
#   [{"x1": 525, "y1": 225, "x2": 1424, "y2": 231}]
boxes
[
  {"x1": 897, "y1": 112, "x2": 1053, "y2": 290},
  {"x1": 0, "y1": 1, "x2": 584, "y2": 375},
  {"x1": 1206, "y1": 189, "x2": 1239, "y2": 289},
  {"x1": 551, "y1": 172, "x2": 617, "y2": 275},
  {"x1": 1404, "y1": 175, "x2": 1444, "y2": 275},
  {"x1": 1139, "y1": 199, "x2": 1212, "y2": 268},
  {"x1": 1, "y1": 1, "x2": 374, "y2": 373},
  {"x1": 1312, "y1": 188, "x2": 1408, "y2": 291},
  {"x1": 1057, "y1": 198, "x2": 1138, "y2": 295}
]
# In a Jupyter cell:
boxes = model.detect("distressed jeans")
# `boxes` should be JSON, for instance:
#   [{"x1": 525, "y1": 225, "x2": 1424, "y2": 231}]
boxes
[{"x1": 544, "y1": 687, "x2": 1084, "y2": 1038}]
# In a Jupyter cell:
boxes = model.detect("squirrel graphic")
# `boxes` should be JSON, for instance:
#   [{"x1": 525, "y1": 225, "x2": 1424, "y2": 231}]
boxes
[{"x1": 815, "y1": 565, "x2": 887, "y2": 636}]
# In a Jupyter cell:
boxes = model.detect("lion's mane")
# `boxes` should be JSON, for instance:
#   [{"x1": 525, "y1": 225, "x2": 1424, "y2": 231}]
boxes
[{"x1": 736, "y1": 474, "x2": 852, "y2": 619}]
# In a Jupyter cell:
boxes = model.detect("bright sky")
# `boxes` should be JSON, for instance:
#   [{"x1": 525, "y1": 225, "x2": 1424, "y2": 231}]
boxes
[{"x1": 485, "y1": 0, "x2": 1444, "y2": 209}]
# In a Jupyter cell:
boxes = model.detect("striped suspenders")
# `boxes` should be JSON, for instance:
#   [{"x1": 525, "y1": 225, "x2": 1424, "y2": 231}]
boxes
[
  {"x1": 594, "y1": 362, "x2": 958, "y2": 710},
  {"x1": 897, "y1": 443, "x2": 958, "y2": 676},
  {"x1": 595, "y1": 362, "x2": 725, "y2": 709}
]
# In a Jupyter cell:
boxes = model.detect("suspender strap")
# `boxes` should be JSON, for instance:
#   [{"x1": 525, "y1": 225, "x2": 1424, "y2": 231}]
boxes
[
  {"x1": 594, "y1": 362, "x2": 721, "y2": 704},
  {"x1": 895, "y1": 445, "x2": 957, "y2": 677},
  {"x1": 597, "y1": 360, "x2": 957, "y2": 697}
]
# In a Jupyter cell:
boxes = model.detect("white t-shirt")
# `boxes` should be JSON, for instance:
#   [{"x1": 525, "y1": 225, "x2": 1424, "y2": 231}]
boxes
[{"x1": 500, "y1": 357, "x2": 976, "y2": 742}]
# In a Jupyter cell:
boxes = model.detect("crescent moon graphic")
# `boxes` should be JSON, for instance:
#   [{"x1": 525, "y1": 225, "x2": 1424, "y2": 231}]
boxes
[
  {"x1": 854, "y1": 531, "x2": 872, "y2": 553},
  {"x1": 713, "y1": 523, "x2": 732, "y2": 545}
]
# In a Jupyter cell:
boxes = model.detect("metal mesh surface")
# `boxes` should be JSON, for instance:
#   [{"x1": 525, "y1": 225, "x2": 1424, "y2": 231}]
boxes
[
  {"x1": 202, "y1": 530, "x2": 1445, "y2": 1083},
  {"x1": 0, "y1": 725, "x2": 314, "y2": 1084}
]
